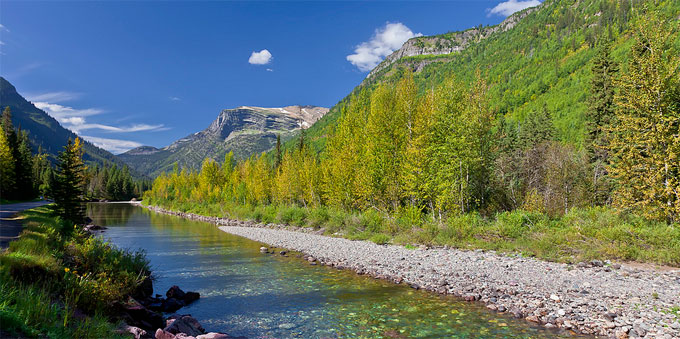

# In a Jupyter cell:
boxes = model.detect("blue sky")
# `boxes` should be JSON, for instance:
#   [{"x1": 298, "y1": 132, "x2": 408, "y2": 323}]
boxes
[{"x1": 0, "y1": 0, "x2": 539, "y2": 154}]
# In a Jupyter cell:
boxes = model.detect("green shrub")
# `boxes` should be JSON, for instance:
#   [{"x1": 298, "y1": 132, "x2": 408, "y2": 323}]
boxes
[
  {"x1": 278, "y1": 206, "x2": 307, "y2": 226},
  {"x1": 307, "y1": 207, "x2": 330, "y2": 228},
  {"x1": 360, "y1": 209, "x2": 384, "y2": 233},
  {"x1": 370, "y1": 233, "x2": 391, "y2": 245}
]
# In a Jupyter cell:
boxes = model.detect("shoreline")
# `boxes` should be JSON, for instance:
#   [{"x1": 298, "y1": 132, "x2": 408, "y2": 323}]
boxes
[{"x1": 143, "y1": 204, "x2": 680, "y2": 338}]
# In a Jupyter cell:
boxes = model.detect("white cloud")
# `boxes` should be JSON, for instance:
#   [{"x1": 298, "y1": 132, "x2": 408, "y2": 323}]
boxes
[
  {"x1": 81, "y1": 135, "x2": 143, "y2": 154},
  {"x1": 266, "y1": 68, "x2": 273, "y2": 72},
  {"x1": 346, "y1": 22, "x2": 422, "y2": 72},
  {"x1": 27, "y1": 91, "x2": 81, "y2": 103},
  {"x1": 34, "y1": 102, "x2": 103, "y2": 119},
  {"x1": 0, "y1": 24, "x2": 8, "y2": 32},
  {"x1": 248, "y1": 49, "x2": 272, "y2": 65},
  {"x1": 169, "y1": 96, "x2": 181, "y2": 101},
  {"x1": 70, "y1": 123, "x2": 166, "y2": 134},
  {"x1": 34, "y1": 101, "x2": 166, "y2": 134},
  {"x1": 487, "y1": 0, "x2": 541, "y2": 17}
]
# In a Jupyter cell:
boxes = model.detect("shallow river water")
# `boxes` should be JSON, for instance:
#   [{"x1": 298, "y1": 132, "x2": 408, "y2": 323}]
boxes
[{"x1": 90, "y1": 203, "x2": 581, "y2": 338}]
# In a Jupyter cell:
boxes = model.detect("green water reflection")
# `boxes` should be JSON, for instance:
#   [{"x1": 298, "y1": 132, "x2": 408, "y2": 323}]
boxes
[{"x1": 91, "y1": 203, "x2": 583, "y2": 338}]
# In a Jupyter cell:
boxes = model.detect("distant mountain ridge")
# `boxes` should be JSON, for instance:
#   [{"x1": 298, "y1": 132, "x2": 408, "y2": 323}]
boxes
[
  {"x1": 0, "y1": 76, "x2": 131, "y2": 170},
  {"x1": 119, "y1": 105, "x2": 329, "y2": 177}
]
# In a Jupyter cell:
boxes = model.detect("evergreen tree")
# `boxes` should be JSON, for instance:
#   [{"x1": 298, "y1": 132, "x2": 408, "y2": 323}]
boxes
[
  {"x1": 53, "y1": 138, "x2": 87, "y2": 223},
  {"x1": 1, "y1": 107, "x2": 17, "y2": 198},
  {"x1": 0, "y1": 129, "x2": 15, "y2": 198},
  {"x1": 587, "y1": 42, "x2": 619, "y2": 205},
  {"x1": 275, "y1": 134, "x2": 282, "y2": 169}
]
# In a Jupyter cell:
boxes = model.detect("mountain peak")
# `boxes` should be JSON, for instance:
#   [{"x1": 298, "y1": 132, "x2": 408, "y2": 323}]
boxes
[{"x1": 119, "y1": 104, "x2": 329, "y2": 177}]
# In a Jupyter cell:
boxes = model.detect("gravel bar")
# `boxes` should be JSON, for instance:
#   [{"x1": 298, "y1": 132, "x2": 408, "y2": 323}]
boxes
[{"x1": 144, "y1": 205, "x2": 680, "y2": 338}]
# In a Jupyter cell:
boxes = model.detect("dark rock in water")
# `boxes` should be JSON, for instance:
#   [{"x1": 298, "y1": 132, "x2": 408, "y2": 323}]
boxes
[
  {"x1": 166, "y1": 285, "x2": 187, "y2": 300},
  {"x1": 134, "y1": 276, "x2": 154, "y2": 300},
  {"x1": 184, "y1": 291, "x2": 200, "y2": 304},
  {"x1": 164, "y1": 314, "x2": 205, "y2": 336},
  {"x1": 84, "y1": 216, "x2": 93, "y2": 224},
  {"x1": 116, "y1": 297, "x2": 164, "y2": 332},
  {"x1": 163, "y1": 298, "x2": 185, "y2": 313}
]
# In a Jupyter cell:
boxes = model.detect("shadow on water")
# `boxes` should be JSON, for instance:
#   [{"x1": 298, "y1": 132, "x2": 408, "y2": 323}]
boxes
[{"x1": 94, "y1": 203, "x2": 589, "y2": 339}]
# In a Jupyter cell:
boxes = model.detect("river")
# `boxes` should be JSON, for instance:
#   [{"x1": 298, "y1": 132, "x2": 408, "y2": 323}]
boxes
[{"x1": 90, "y1": 203, "x2": 580, "y2": 338}]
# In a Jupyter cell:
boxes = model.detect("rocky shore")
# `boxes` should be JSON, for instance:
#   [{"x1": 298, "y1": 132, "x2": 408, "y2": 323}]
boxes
[{"x1": 144, "y1": 205, "x2": 680, "y2": 339}]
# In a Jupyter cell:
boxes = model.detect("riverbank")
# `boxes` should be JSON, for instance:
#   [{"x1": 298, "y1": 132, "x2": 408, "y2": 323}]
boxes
[
  {"x1": 145, "y1": 204, "x2": 680, "y2": 339},
  {"x1": 0, "y1": 205, "x2": 237, "y2": 339}
]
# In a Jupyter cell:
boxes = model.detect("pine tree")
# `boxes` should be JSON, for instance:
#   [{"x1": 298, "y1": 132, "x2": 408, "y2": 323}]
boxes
[
  {"x1": 587, "y1": 42, "x2": 619, "y2": 204},
  {"x1": 53, "y1": 138, "x2": 87, "y2": 223},
  {"x1": 1, "y1": 107, "x2": 17, "y2": 198},
  {"x1": 275, "y1": 134, "x2": 282, "y2": 169},
  {"x1": 0, "y1": 129, "x2": 15, "y2": 198}
]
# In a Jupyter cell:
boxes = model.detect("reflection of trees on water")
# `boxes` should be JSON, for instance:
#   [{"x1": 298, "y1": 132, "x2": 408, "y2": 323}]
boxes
[{"x1": 86, "y1": 203, "x2": 136, "y2": 226}]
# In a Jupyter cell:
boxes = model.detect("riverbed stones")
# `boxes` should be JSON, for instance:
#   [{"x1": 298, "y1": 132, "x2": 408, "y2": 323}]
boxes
[
  {"x1": 164, "y1": 314, "x2": 205, "y2": 337},
  {"x1": 145, "y1": 205, "x2": 680, "y2": 338}
]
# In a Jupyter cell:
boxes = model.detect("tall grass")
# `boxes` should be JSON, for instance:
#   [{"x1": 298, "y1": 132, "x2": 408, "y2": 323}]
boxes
[{"x1": 0, "y1": 205, "x2": 149, "y2": 337}]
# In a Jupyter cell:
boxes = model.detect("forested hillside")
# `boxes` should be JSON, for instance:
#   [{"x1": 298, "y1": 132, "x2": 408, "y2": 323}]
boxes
[
  {"x1": 145, "y1": 2, "x2": 680, "y2": 264},
  {"x1": 302, "y1": 0, "x2": 678, "y2": 151},
  {"x1": 0, "y1": 77, "x2": 132, "y2": 170}
]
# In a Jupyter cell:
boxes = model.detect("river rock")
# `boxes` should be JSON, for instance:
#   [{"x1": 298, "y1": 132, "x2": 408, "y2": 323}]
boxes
[
  {"x1": 165, "y1": 314, "x2": 206, "y2": 337},
  {"x1": 134, "y1": 276, "x2": 154, "y2": 300},
  {"x1": 163, "y1": 298, "x2": 186, "y2": 313},
  {"x1": 167, "y1": 286, "x2": 187, "y2": 300},
  {"x1": 278, "y1": 323, "x2": 297, "y2": 330},
  {"x1": 117, "y1": 297, "x2": 164, "y2": 332},
  {"x1": 155, "y1": 329, "x2": 177, "y2": 339},
  {"x1": 116, "y1": 324, "x2": 147, "y2": 339},
  {"x1": 184, "y1": 291, "x2": 200, "y2": 304}
]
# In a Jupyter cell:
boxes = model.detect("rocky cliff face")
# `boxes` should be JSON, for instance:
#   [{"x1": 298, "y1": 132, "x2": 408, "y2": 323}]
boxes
[
  {"x1": 366, "y1": 4, "x2": 542, "y2": 79},
  {"x1": 119, "y1": 105, "x2": 329, "y2": 177}
]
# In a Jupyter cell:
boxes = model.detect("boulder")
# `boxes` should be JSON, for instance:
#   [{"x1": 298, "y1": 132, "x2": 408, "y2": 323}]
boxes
[
  {"x1": 163, "y1": 298, "x2": 186, "y2": 313},
  {"x1": 134, "y1": 276, "x2": 154, "y2": 300},
  {"x1": 184, "y1": 291, "x2": 200, "y2": 304},
  {"x1": 164, "y1": 315, "x2": 205, "y2": 337},
  {"x1": 116, "y1": 297, "x2": 164, "y2": 332},
  {"x1": 155, "y1": 329, "x2": 176, "y2": 339},
  {"x1": 116, "y1": 324, "x2": 147, "y2": 339},
  {"x1": 167, "y1": 285, "x2": 187, "y2": 300}
]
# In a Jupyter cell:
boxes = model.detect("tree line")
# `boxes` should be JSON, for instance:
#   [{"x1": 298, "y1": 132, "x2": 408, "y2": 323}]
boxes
[
  {"x1": 1, "y1": 107, "x2": 150, "y2": 210},
  {"x1": 146, "y1": 10, "x2": 679, "y2": 224}
]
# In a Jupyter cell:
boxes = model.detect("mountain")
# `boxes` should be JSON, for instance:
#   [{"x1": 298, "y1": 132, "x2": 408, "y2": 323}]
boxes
[
  {"x1": 0, "y1": 76, "x2": 131, "y2": 169},
  {"x1": 119, "y1": 105, "x2": 329, "y2": 177},
  {"x1": 295, "y1": 0, "x2": 680, "y2": 152}
]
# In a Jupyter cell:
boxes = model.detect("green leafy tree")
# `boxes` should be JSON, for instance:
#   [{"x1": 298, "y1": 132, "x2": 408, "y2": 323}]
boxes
[{"x1": 608, "y1": 11, "x2": 680, "y2": 222}]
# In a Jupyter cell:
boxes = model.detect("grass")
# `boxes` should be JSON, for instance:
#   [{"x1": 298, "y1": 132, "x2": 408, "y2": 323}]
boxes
[
  {"x1": 0, "y1": 205, "x2": 149, "y2": 338},
  {"x1": 147, "y1": 199, "x2": 680, "y2": 267}
]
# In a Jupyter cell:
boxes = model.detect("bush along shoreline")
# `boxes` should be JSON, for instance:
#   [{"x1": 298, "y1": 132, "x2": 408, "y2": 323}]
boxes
[
  {"x1": 143, "y1": 204, "x2": 680, "y2": 338},
  {"x1": 0, "y1": 205, "x2": 242, "y2": 339}
]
